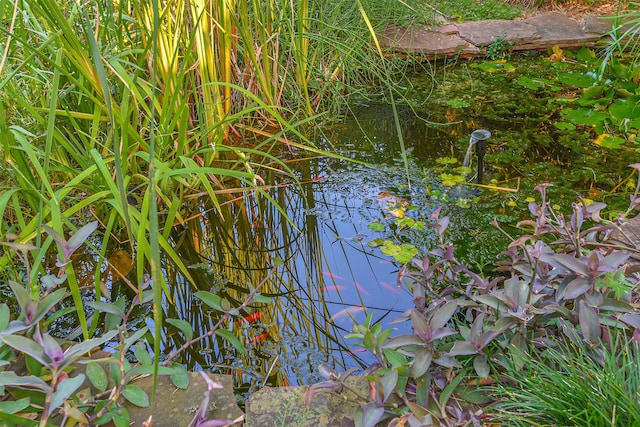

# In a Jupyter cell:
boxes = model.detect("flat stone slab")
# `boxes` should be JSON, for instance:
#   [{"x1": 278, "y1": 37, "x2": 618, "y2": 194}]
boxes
[
  {"x1": 456, "y1": 19, "x2": 541, "y2": 46},
  {"x1": 520, "y1": 12, "x2": 602, "y2": 48},
  {"x1": 126, "y1": 373, "x2": 243, "y2": 427},
  {"x1": 380, "y1": 25, "x2": 479, "y2": 56},
  {"x1": 380, "y1": 12, "x2": 619, "y2": 59}
]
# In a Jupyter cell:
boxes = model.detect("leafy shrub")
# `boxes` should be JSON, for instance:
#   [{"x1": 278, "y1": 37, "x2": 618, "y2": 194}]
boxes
[
  {"x1": 0, "y1": 223, "x2": 268, "y2": 426},
  {"x1": 336, "y1": 164, "x2": 640, "y2": 427}
]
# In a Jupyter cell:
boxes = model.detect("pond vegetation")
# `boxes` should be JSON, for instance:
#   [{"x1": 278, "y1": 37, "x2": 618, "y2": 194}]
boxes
[{"x1": 1, "y1": 0, "x2": 639, "y2": 425}]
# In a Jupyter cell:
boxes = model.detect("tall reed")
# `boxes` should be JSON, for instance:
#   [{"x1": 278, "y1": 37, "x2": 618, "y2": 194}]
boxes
[{"x1": 0, "y1": 0, "x2": 425, "y2": 342}]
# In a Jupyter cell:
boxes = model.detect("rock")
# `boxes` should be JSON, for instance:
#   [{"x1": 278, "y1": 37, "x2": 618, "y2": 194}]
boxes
[
  {"x1": 379, "y1": 25, "x2": 479, "y2": 57},
  {"x1": 125, "y1": 373, "x2": 243, "y2": 427},
  {"x1": 520, "y1": 12, "x2": 602, "y2": 49},
  {"x1": 456, "y1": 19, "x2": 541, "y2": 47},
  {"x1": 246, "y1": 376, "x2": 370, "y2": 427},
  {"x1": 378, "y1": 11, "x2": 619, "y2": 59}
]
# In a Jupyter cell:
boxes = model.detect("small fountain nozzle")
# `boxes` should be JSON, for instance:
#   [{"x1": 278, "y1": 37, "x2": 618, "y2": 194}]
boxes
[{"x1": 471, "y1": 129, "x2": 491, "y2": 184}]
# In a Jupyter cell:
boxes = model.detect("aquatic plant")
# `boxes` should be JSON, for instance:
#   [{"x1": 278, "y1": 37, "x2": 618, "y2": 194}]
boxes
[{"x1": 335, "y1": 164, "x2": 640, "y2": 426}]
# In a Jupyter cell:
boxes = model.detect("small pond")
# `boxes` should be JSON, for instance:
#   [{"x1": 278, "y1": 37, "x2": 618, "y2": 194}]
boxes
[{"x1": 59, "y1": 54, "x2": 639, "y2": 402}]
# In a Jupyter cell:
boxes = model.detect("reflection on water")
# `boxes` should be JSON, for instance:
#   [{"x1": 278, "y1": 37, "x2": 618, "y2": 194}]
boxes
[
  {"x1": 162, "y1": 160, "x2": 419, "y2": 397},
  {"x1": 158, "y1": 95, "x2": 634, "y2": 397}
]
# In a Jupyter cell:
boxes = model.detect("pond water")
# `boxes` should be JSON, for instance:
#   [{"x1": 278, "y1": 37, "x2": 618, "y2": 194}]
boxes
[{"x1": 60, "y1": 55, "x2": 638, "y2": 401}]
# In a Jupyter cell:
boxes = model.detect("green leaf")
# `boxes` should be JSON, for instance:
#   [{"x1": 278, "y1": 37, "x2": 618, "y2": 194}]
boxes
[
  {"x1": 1, "y1": 335, "x2": 47, "y2": 365},
  {"x1": 31, "y1": 288, "x2": 67, "y2": 326},
  {"x1": 194, "y1": 291, "x2": 224, "y2": 312},
  {"x1": 166, "y1": 318, "x2": 193, "y2": 341},
  {"x1": 86, "y1": 301, "x2": 125, "y2": 319},
  {"x1": 439, "y1": 371, "x2": 465, "y2": 410},
  {"x1": 554, "y1": 121, "x2": 576, "y2": 130},
  {"x1": 383, "y1": 348, "x2": 407, "y2": 367},
  {"x1": 50, "y1": 374, "x2": 85, "y2": 411},
  {"x1": 122, "y1": 384, "x2": 149, "y2": 407},
  {"x1": 558, "y1": 72, "x2": 596, "y2": 88},
  {"x1": 216, "y1": 329, "x2": 247, "y2": 355},
  {"x1": 368, "y1": 222, "x2": 385, "y2": 232},
  {"x1": 518, "y1": 76, "x2": 545, "y2": 90},
  {"x1": 0, "y1": 412, "x2": 39, "y2": 427},
  {"x1": 86, "y1": 362, "x2": 108, "y2": 392},
  {"x1": 475, "y1": 61, "x2": 515, "y2": 73},
  {"x1": 0, "y1": 371, "x2": 51, "y2": 392},
  {"x1": 252, "y1": 294, "x2": 272, "y2": 304},
  {"x1": 133, "y1": 342, "x2": 152, "y2": 366},
  {"x1": 0, "y1": 397, "x2": 30, "y2": 414},
  {"x1": 170, "y1": 364, "x2": 190, "y2": 389},
  {"x1": 105, "y1": 298, "x2": 126, "y2": 331},
  {"x1": 594, "y1": 134, "x2": 625, "y2": 149},
  {"x1": 0, "y1": 305, "x2": 9, "y2": 331},
  {"x1": 110, "y1": 406, "x2": 130, "y2": 427},
  {"x1": 473, "y1": 354, "x2": 490, "y2": 378}
]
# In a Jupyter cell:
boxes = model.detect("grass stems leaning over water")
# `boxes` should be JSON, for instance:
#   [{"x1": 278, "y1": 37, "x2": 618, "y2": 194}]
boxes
[{"x1": 490, "y1": 331, "x2": 640, "y2": 426}]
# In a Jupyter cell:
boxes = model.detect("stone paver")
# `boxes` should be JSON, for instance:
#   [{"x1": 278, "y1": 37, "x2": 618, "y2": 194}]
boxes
[
  {"x1": 379, "y1": 25, "x2": 479, "y2": 56},
  {"x1": 457, "y1": 19, "x2": 541, "y2": 46},
  {"x1": 520, "y1": 12, "x2": 602, "y2": 49},
  {"x1": 381, "y1": 11, "x2": 623, "y2": 59}
]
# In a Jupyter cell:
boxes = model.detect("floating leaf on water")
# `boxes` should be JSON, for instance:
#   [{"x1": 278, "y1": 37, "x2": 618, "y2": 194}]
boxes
[
  {"x1": 517, "y1": 76, "x2": 545, "y2": 90},
  {"x1": 554, "y1": 121, "x2": 576, "y2": 131},
  {"x1": 474, "y1": 60, "x2": 516, "y2": 73},
  {"x1": 594, "y1": 133, "x2": 625, "y2": 148}
]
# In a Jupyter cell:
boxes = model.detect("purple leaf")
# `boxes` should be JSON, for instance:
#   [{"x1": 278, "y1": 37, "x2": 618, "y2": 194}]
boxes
[
  {"x1": 411, "y1": 310, "x2": 431, "y2": 341},
  {"x1": 620, "y1": 313, "x2": 640, "y2": 329},
  {"x1": 430, "y1": 327, "x2": 458, "y2": 341},
  {"x1": 571, "y1": 202, "x2": 584, "y2": 231},
  {"x1": 411, "y1": 348, "x2": 432, "y2": 379},
  {"x1": 42, "y1": 225, "x2": 68, "y2": 254},
  {"x1": 448, "y1": 341, "x2": 477, "y2": 356},
  {"x1": 318, "y1": 362, "x2": 337, "y2": 380},
  {"x1": 587, "y1": 251, "x2": 600, "y2": 274},
  {"x1": 563, "y1": 277, "x2": 591, "y2": 299},
  {"x1": 578, "y1": 300, "x2": 600, "y2": 343},
  {"x1": 601, "y1": 252, "x2": 630, "y2": 269},
  {"x1": 42, "y1": 333, "x2": 64, "y2": 367},
  {"x1": 583, "y1": 201, "x2": 607, "y2": 222},
  {"x1": 379, "y1": 370, "x2": 398, "y2": 403},
  {"x1": 382, "y1": 334, "x2": 427, "y2": 349},
  {"x1": 539, "y1": 253, "x2": 588, "y2": 276},
  {"x1": 66, "y1": 222, "x2": 98, "y2": 257},
  {"x1": 429, "y1": 300, "x2": 457, "y2": 330},
  {"x1": 358, "y1": 402, "x2": 384, "y2": 427}
]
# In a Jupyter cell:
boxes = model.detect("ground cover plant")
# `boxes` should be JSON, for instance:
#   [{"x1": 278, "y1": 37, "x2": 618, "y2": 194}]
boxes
[{"x1": 491, "y1": 330, "x2": 640, "y2": 426}]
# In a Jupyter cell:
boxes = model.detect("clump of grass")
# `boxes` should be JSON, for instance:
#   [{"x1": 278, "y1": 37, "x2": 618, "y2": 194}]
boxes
[{"x1": 490, "y1": 332, "x2": 640, "y2": 426}]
